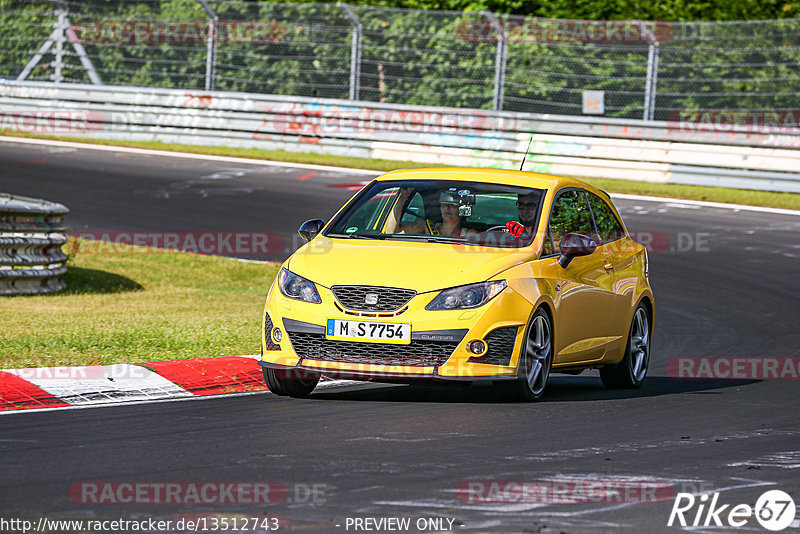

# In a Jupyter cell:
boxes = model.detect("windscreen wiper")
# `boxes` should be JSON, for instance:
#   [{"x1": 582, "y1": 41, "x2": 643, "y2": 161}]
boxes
[
  {"x1": 385, "y1": 234, "x2": 467, "y2": 243},
  {"x1": 327, "y1": 233, "x2": 387, "y2": 240}
]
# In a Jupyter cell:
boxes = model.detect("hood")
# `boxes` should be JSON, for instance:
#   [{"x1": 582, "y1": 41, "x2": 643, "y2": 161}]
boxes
[{"x1": 288, "y1": 236, "x2": 531, "y2": 293}]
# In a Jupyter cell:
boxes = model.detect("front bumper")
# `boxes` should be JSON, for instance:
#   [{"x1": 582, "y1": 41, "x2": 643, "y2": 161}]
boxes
[{"x1": 261, "y1": 283, "x2": 533, "y2": 382}]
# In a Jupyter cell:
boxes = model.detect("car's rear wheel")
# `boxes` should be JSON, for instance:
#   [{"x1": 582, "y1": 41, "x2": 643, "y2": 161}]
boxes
[
  {"x1": 263, "y1": 367, "x2": 320, "y2": 398},
  {"x1": 600, "y1": 303, "x2": 650, "y2": 389},
  {"x1": 496, "y1": 307, "x2": 552, "y2": 401}
]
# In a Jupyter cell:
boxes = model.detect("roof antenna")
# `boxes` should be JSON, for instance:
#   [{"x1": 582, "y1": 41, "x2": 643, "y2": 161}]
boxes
[{"x1": 519, "y1": 134, "x2": 534, "y2": 171}]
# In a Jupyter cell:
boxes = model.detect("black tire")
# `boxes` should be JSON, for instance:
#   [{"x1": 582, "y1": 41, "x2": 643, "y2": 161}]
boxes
[
  {"x1": 263, "y1": 367, "x2": 320, "y2": 398},
  {"x1": 495, "y1": 307, "x2": 553, "y2": 402},
  {"x1": 600, "y1": 303, "x2": 651, "y2": 389}
]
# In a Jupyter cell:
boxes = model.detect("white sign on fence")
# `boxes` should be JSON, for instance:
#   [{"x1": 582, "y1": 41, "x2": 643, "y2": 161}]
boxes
[{"x1": 582, "y1": 90, "x2": 605, "y2": 115}]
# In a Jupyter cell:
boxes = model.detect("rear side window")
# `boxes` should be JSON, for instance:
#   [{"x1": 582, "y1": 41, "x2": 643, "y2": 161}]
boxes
[
  {"x1": 544, "y1": 189, "x2": 595, "y2": 255},
  {"x1": 587, "y1": 192, "x2": 625, "y2": 243}
]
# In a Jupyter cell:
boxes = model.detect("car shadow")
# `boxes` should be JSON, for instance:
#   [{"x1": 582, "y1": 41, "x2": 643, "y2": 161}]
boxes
[
  {"x1": 309, "y1": 375, "x2": 760, "y2": 404},
  {"x1": 61, "y1": 266, "x2": 143, "y2": 295}
]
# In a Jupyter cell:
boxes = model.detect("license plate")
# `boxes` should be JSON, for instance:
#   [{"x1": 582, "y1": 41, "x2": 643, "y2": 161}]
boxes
[{"x1": 326, "y1": 319, "x2": 411, "y2": 344}]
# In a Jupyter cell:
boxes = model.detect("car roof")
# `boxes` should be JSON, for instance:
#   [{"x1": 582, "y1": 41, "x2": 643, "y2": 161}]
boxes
[{"x1": 375, "y1": 167, "x2": 599, "y2": 194}]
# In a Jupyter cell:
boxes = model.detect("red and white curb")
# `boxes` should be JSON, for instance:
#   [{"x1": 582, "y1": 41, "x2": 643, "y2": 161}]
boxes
[{"x1": 0, "y1": 355, "x2": 270, "y2": 412}]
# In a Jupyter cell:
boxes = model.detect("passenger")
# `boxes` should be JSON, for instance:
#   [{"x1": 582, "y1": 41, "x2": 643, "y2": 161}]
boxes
[
  {"x1": 385, "y1": 187, "x2": 426, "y2": 234},
  {"x1": 386, "y1": 188, "x2": 476, "y2": 238},
  {"x1": 437, "y1": 191, "x2": 477, "y2": 238},
  {"x1": 505, "y1": 191, "x2": 541, "y2": 239}
]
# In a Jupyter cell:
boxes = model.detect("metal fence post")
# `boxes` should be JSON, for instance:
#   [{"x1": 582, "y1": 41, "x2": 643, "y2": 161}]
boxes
[
  {"x1": 640, "y1": 21, "x2": 660, "y2": 121},
  {"x1": 67, "y1": 27, "x2": 103, "y2": 85},
  {"x1": 339, "y1": 3, "x2": 362, "y2": 101},
  {"x1": 195, "y1": 0, "x2": 218, "y2": 91},
  {"x1": 481, "y1": 11, "x2": 506, "y2": 112},
  {"x1": 17, "y1": 34, "x2": 56, "y2": 82},
  {"x1": 52, "y1": 8, "x2": 67, "y2": 83}
]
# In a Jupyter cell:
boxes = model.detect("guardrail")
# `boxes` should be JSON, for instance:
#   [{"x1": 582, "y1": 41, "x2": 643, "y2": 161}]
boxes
[
  {"x1": 0, "y1": 193, "x2": 69, "y2": 296},
  {"x1": 1, "y1": 81, "x2": 800, "y2": 193}
]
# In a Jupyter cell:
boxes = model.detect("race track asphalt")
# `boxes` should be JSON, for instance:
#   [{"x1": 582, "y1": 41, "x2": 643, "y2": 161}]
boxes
[{"x1": 1, "y1": 139, "x2": 799, "y2": 533}]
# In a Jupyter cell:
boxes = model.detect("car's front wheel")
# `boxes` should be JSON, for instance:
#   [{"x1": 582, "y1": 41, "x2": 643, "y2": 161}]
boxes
[
  {"x1": 496, "y1": 307, "x2": 552, "y2": 401},
  {"x1": 263, "y1": 367, "x2": 320, "y2": 398},
  {"x1": 600, "y1": 303, "x2": 650, "y2": 389}
]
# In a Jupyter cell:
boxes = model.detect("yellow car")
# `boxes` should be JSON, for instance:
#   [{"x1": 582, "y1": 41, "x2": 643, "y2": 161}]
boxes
[{"x1": 260, "y1": 168, "x2": 653, "y2": 401}]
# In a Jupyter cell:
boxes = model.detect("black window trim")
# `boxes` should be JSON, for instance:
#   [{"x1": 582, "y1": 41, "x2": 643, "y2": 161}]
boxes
[{"x1": 584, "y1": 190, "x2": 626, "y2": 245}]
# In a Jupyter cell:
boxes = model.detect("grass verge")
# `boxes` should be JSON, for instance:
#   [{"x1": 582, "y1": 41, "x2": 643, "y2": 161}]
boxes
[
  {"x1": 2, "y1": 129, "x2": 799, "y2": 211},
  {"x1": 0, "y1": 239, "x2": 278, "y2": 369}
]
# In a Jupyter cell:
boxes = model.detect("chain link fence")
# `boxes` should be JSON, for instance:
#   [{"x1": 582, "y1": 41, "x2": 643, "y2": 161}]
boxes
[{"x1": 1, "y1": 0, "x2": 799, "y2": 120}]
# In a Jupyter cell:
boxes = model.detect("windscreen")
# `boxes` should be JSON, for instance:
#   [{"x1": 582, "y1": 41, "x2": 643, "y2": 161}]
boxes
[{"x1": 326, "y1": 180, "x2": 546, "y2": 248}]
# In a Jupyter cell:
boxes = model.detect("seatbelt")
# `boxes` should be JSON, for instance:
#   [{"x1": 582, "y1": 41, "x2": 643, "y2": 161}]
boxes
[{"x1": 426, "y1": 219, "x2": 440, "y2": 235}]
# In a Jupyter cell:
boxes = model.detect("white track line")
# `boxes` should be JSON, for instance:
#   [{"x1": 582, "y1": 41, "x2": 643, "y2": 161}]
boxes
[
  {"x1": 0, "y1": 135, "x2": 380, "y2": 175},
  {"x1": 2, "y1": 135, "x2": 798, "y2": 216},
  {"x1": 610, "y1": 193, "x2": 800, "y2": 216}
]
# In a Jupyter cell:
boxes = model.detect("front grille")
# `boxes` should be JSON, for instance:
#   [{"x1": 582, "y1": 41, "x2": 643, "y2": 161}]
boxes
[
  {"x1": 331, "y1": 285, "x2": 416, "y2": 312},
  {"x1": 287, "y1": 332, "x2": 457, "y2": 367},
  {"x1": 263, "y1": 313, "x2": 280, "y2": 351},
  {"x1": 469, "y1": 326, "x2": 518, "y2": 366}
]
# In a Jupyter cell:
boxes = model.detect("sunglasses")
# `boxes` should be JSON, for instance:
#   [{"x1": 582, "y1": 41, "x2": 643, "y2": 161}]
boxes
[{"x1": 515, "y1": 201, "x2": 538, "y2": 210}]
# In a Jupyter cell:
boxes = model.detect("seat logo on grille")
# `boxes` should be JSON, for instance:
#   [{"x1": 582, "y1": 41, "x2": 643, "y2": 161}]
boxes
[{"x1": 364, "y1": 293, "x2": 379, "y2": 305}]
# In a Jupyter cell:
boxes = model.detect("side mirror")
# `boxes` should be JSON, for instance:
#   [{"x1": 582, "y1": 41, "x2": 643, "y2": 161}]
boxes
[
  {"x1": 298, "y1": 219, "x2": 325, "y2": 242},
  {"x1": 557, "y1": 233, "x2": 597, "y2": 268}
]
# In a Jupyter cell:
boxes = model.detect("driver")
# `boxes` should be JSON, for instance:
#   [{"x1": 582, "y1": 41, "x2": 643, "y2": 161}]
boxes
[{"x1": 505, "y1": 191, "x2": 541, "y2": 239}]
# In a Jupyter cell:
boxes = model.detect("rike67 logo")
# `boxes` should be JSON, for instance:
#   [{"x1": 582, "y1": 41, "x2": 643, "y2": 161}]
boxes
[{"x1": 668, "y1": 490, "x2": 795, "y2": 531}]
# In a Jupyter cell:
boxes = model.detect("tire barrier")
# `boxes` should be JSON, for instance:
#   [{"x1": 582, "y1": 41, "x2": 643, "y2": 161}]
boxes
[{"x1": 0, "y1": 193, "x2": 69, "y2": 296}]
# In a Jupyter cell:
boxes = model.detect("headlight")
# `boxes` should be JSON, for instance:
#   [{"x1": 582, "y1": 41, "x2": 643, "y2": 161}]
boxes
[
  {"x1": 426, "y1": 280, "x2": 507, "y2": 310},
  {"x1": 278, "y1": 268, "x2": 322, "y2": 303}
]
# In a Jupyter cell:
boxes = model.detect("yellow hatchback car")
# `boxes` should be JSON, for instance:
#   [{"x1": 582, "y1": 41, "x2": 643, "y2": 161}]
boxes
[{"x1": 260, "y1": 168, "x2": 653, "y2": 401}]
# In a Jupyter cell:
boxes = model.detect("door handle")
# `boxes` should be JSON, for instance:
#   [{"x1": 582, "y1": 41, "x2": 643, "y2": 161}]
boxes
[{"x1": 603, "y1": 261, "x2": 614, "y2": 271}]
